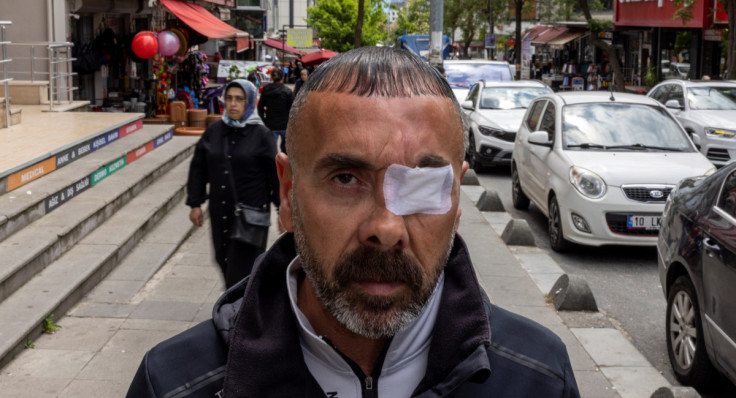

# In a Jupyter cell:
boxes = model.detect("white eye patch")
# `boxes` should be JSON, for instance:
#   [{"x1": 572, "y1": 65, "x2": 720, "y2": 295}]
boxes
[{"x1": 383, "y1": 164, "x2": 454, "y2": 216}]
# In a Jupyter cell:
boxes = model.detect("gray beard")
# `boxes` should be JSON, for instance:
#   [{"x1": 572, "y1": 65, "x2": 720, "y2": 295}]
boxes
[{"x1": 291, "y1": 192, "x2": 456, "y2": 339}]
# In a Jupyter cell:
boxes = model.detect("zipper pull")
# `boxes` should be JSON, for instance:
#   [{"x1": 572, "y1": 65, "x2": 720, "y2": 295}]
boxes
[{"x1": 365, "y1": 376, "x2": 373, "y2": 390}]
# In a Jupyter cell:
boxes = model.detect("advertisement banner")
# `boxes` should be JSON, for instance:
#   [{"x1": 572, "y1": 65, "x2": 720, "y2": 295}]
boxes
[{"x1": 287, "y1": 29, "x2": 313, "y2": 48}]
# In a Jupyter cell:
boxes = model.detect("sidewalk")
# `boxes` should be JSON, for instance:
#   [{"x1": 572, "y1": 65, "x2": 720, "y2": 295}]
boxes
[{"x1": 0, "y1": 187, "x2": 671, "y2": 397}]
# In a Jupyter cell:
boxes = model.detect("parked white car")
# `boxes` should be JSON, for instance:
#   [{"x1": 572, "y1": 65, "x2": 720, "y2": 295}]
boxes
[
  {"x1": 461, "y1": 80, "x2": 552, "y2": 169},
  {"x1": 648, "y1": 79, "x2": 736, "y2": 166},
  {"x1": 443, "y1": 59, "x2": 514, "y2": 102},
  {"x1": 511, "y1": 91, "x2": 715, "y2": 251}
]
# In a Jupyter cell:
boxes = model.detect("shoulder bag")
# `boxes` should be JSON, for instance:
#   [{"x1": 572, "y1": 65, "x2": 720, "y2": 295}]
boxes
[{"x1": 224, "y1": 137, "x2": 271, "y2": 247}]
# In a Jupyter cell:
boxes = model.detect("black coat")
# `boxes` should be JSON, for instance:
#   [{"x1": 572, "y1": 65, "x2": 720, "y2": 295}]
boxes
[
  {"x1": 257, "y1": 82, "x2": 293, "y2": 131},
  {"x1": 186, "y1": 120, "x2": 280, "y2": 268},
  {"x1": 127, "y1": 234, "x2": 580, "y2": 398}
]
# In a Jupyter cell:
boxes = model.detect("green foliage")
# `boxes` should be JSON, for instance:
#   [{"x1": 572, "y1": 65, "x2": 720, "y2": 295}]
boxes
[
  {"x1": 445, "y1": 0, "x2": 490, "y2": 52},
  {"x1": 24, "y1": 338, "x2": 34, "y2": 349},
  {"x1": 307, "y1": 0, "x2": 388, "y2": 52},
  {"x1": 228, "y1": 65, "x2": 244, "y2": 81},
  {"x1": 643, "y1": 65, "x2": 658, "y2": 87},
  {"x1": 389, "y1": 0, "x2": 430, "y2": 43},
  {"x1": 42, "y1": 314, "x2": 61, "y2": 334},
  {"x1": 671, "y1": 0, "x2": 695, "y2": 25},
  {"x1": 586, "y1": 18, "x2": 613, "y2": 33}
]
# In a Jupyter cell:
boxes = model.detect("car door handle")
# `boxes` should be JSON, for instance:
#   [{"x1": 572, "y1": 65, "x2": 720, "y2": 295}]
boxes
[{"x1": 703, "y1": 237, "x2": 720, "y2": 257}]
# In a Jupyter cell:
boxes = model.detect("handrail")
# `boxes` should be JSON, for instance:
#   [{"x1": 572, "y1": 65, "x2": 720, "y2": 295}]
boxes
[
  {"x1": 4, "y1": 40, "x2": 76, "y2": 110},
  {"x1": 1, "y1": 22, "x2": 12, "y2": 128}
]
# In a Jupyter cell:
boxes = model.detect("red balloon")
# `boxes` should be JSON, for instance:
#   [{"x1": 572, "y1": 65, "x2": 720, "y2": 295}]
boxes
[{"x1": 132, "y1": 31, "x2": 158, "y2": 59}]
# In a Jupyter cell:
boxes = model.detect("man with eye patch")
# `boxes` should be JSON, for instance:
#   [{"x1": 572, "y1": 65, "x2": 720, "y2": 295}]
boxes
[{"x1": 127, "y1": 47, "x2": 580, "y2": 398}]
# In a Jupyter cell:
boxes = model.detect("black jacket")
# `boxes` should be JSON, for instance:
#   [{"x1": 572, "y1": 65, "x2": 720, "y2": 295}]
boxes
[
  {"x1": 185, "y1": 120, "x2": 280, "y2": 267},
  {"x1": 127, "y1": 234, "x2": 580, "y2": 398},
  {"x1": 257, "y1": 82, "x2": 293, "y2": 131}
]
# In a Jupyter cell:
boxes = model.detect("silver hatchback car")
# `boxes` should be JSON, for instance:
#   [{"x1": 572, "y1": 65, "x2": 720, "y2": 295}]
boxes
[{"x1": 648, "y1": 80, "x2": 736, "y2": 166}]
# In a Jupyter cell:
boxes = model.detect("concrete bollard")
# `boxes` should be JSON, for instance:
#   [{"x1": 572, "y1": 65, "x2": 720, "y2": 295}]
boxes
[
  {"x1": 650, "y1": 386, "x2": 701, "y2": 398},
  {"x1": 461, "y1": 169, "x2": 480, "y2": 186},
  {"x1": 476, "y1": 190, "x2": 505, "y2": 212},
  {"x1": 548, "y1": 274, "x2": 598, "y2": 312},
  {"x1": 501, "y1": 219, "x2": 535, "y2": 246}
]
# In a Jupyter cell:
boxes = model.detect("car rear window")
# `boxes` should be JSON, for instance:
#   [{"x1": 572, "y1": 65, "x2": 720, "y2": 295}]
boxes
[{"x1": 445, "y1": 63, "x2": 512, "y2": 88}]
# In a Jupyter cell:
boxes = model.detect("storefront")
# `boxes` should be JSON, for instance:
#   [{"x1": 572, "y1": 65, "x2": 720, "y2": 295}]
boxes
[
  {"x1": 71, "y1": 0, "x2": 249, "y2": 116},
  {"x1": 528, "y1": 26, "x2": 592, "y2": 91},
  {"x1": 615, "y1": 0, "x2": 728, "y2": 83}
]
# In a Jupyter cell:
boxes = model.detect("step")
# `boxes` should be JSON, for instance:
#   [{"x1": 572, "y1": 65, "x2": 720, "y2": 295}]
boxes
[
  {"x1": 0, "y1": 107, "x2": 21, "y2": 126},
  {"x1": 8, "y1": 81, "x2": 48, "y2": 105},
  {"x1": 0, "y1": 124, "x2": 178, "y2": 243},
  {"x1": 0, "y1": 157, "x2": 195, "y2": 368},
  {"x1": 0, "y1": 135, "x2": 198, "y2": 304}
]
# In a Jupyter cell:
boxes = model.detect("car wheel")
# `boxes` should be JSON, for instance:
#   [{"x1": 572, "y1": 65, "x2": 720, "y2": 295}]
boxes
[
  {"x1": 666, "y1": 275, "x2": 715, "y2": 388},
  {"x1": 511, "y1": 164, "x2": 530, "y2": 210},
  {"x1": 467, "y1": 133, "x2": 484, "y2": 172},
  {"x1": 548, "y1": 196, "x2": 570, "y2": 252}
]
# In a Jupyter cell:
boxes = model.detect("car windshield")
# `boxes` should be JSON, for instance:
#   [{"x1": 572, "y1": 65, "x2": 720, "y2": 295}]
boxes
[
  {"x1": 444, "y1": 63, "x2": 512, "y2": 88},
  {"x1": 480, "y1": 86, "x2": 553, "y2": 109},
  {"x1": 563, "y1": 103, "x2": 694, "y2": 152},
  {"x1": 687, "y1": 86, "x2": 736, "y2": 110}
]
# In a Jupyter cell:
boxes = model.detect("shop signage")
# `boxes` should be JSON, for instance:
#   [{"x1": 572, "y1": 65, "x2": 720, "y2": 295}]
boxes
[
  {"x1": 56, "y1": 142, "x2": 92, "y2": 169},
  {"x1": 154, "y1": 130, "x2": 174, "y2": 149},
  {"x1": 615, "y1": 0, "x2": 711, "y2": 28},
  {"x1": 45, "y1": 176, "x2": 91, "y2": 213},
  {"x1": 127, "y1": 141, "x2": 155, "y2": 164},
  {"x1": 90, "y1": 129, "x2": 120, "y2": 152},
  {"x1": 119, "y1": 119, "x2": 142, "y2": 139},
  {"x1": 714, "y1": 0, "x2": 728, "y2": 24},
  {"x1": 7, "y1": 158, "x2": 57, "y2": 191},
  {"x1": 485, "y1": 33, "x2": 496, "y2": 49},
  {"x1": 91, "y1": 156, "x2": 126, "y2": 186},
  {"x1": 287, "y1": 29, "x2": 313, "y2": 49},
  {"x1": 703, "y1": 28, "x2": 723, "y2": 41}
]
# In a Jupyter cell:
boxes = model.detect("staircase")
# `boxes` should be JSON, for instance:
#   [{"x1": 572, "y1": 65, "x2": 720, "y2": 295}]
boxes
[
  {"x1": 0, "y1": 123, "x2": 201, "y2": 368},
  {"x1": 0, "y1": 96, "x2": 21, "y2": 126}
]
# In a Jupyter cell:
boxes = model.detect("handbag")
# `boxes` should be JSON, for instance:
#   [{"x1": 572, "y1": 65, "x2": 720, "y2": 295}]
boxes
[{"x1": 223, "y1": 137, "x2": 271, "y2": 246}]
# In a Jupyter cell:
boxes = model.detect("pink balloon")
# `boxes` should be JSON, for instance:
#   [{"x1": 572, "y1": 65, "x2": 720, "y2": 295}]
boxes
[
  {"x1": 158, "y1": 31, "x2": 180, "y2": 57},
  {"x1": 132, "y1": 31, "x2": 158, "y2": 59}
]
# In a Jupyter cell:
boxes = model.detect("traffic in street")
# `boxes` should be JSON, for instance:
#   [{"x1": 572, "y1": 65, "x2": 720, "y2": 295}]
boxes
[{"x1": 474, "y1": 166, "x2": 736, "y2": 398}]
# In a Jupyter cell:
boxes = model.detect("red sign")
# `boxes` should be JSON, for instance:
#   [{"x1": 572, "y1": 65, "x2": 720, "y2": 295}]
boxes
[
  {"x1": 615, "y1": 0, "x2": 711, "y2": 28},
  {"x1": 119, "y1": 119, "x2": 142, "y2": 138},
  {"x1": 126, "y1": 141, "x2": 154, "y2": 164},
  {"x1": 714, "y1": 0, "x2": 728, "y2": 24}
]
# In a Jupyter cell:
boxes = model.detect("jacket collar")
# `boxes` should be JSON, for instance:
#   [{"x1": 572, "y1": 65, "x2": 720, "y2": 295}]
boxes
[{"x1": 220, "y1": 233, "x2": 491, "y2": 397}]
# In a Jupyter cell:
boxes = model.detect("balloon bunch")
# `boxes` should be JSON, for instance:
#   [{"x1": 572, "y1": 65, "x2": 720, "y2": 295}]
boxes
[{"x1": 131, "y1": 29, "x2": 189, "y2": 60}]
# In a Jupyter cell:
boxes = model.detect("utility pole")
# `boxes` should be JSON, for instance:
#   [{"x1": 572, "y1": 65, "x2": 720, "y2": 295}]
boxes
[
  {"x1": 429, "y1": 0, "x2": 443, "y2": 65},
  {"x1": 489, "y1": 0, "x2": 494, "y2": 60}
]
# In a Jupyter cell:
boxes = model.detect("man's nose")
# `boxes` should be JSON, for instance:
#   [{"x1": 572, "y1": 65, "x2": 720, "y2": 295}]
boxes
[{"x1": 358, "y1": 206, "x2": 408, "y2": 251}]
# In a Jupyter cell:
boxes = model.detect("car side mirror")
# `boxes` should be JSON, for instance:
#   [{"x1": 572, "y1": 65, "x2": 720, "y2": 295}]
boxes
[
  {"x1": 461, "y1": 100, "x2": 474, "y2": 110},
  {"x1": 665, "y1": 100, "x2": 683, "y2": 110},
  {"x1": 528, "y1": 131, "x2": 553, "y2": 148}
]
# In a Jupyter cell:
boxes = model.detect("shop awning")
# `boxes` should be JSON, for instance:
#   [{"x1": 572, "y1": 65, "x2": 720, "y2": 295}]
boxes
[
  {"x1": 547, "y1": 31, "x2": 586, "y2": 50},
  {"x1": 158, "y1": 0, "x2": 250, "y2": 51},
  {"x1": 522, "y1": 25, "x2": 550, "y2": 42},
  {"x1": 263, "y1": 38, "x2": 301, "y2": 55},
  {"x1": 531, "y1": 27, "x2": 568, "y2": 46}
]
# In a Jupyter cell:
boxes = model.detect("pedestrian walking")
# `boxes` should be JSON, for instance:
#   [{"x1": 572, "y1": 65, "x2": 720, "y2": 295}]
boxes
[
  {"x1": 127, "y1": 47, "x2": 580, "y2": 398},
  {"x1": 185, "y1": 79, "x2": 280, "y2": 289},
  {"x1": 294, "y1": 68, "x2": 308, "y2": 97},
  {"x1": 257, "y1": 68, "x2": 293, "y2": 153}
]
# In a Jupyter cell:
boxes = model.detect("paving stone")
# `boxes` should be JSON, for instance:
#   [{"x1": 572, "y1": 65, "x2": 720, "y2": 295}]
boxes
[
  {"x1": 106, "y1": 243, "x2": 178, "y2": 282},
  {"x1": 68, "y1": 302, "x2": 137, "y2": 318},
  {"x1": 168, "y1": 264, "x2": 221, "y2": 280},
  {"x1": 142, "y1": 277, "x2": 218, "y2": 303},
  {"x1": 58, "y1": 379, "x2": 129, "y2": 398},
  {"x1": 601, "y1": 366, "x2": 670, "y2": 398},
  {"x1": 128, "y1": 300, "x2": 201, "y2": 322},
  {"x1": 120, "y1": 318, "x2": 191, "y2": 333},
  {"x1": 32, "y1": 317, "x2": 123, "y2": 352},
  {"x1": 574, "y1": 370, "x2": 620, "y2": 398},
  {"x1": 83, "y1": 280, "x2": 143, "y2": 304},
  {"x1": 0, "y1": 375, "x2": 69, "y2": 397},
  {"x1": 1, "y1": 349, "x2": 93, "y2": 379},
  {"x1": 572, "y1": 328, "x2": 653, "y2": 367}
]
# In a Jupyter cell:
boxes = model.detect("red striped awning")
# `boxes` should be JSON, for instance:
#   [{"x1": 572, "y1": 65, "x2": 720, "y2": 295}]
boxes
[{"x1": 158, "y1": 0, "x2": 250, "y2": 51}]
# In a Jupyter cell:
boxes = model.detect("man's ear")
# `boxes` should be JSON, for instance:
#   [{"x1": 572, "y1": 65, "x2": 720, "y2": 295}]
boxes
[
  {"x1": 455, "y1": 161, "x2": 470, "y2": 231},
  {"x1": 276, "y1": 152, "x2": 294, "y2": 232}
]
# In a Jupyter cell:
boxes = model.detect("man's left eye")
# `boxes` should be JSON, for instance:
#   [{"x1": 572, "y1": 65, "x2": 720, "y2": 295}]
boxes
[{"x1": 333, "y1": 173, "x2": 357, "y2": 185}]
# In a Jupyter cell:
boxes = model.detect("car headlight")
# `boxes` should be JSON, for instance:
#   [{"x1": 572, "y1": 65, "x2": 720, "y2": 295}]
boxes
[
  {"x1": 705, "y1": 127, "x2": 736, "y2": 138},
  {"x1": 478, "y1": 125, "x2": 504, "y2": 137},
  {"x1": 569, "y1": 166, "x2": 607, "y2": 199}
]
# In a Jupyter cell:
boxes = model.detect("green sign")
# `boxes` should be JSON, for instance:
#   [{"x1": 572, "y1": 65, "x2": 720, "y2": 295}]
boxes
[{"x1": 91, "y1": 156, "x2": 127, "y2": 185}]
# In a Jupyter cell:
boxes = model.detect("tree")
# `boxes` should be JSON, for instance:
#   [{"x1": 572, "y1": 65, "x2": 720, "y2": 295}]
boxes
[
  {"x1": 390, "y1": 0, "x2": 430, "y2": 40},
  {"x1": 511, "y1": 0, "x2": 538, "y2": 78},
  {"x1": 307, "y1": 0, "x2": 388, "y2": 52},
  {"x1": 444, "y1": 0, "x2": 490, "y2": 58},
  {"x1": 673, "y1": 0, "x2": 736, "y2": 79}
]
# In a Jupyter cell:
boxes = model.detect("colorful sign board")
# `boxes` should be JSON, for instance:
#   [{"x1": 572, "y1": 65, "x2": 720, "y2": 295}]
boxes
[
  {"x1": 119, "y1": 119, "x2": 143, "y2": 138},
  {"x1": 45, "y1": 176, "x2": 91, "y2": 213},
  {"x1": 91, "y1": 156, "x2": 127, "y2": 186},
  {"x1": 615, "y1": 0, "x2": 715, "y2": 28},
  {"x1": 153, "y1": 130, "x2": 174, "y2": 148},
  {"x1": 127, "y1": 141, "x2": 155, "y2": 164},
  {"x1": 287, "y1": 28, "x2": 313, "y2": 48},
  {"x1": 704, "y1": 28, "x2": 723, "y2": 41}
]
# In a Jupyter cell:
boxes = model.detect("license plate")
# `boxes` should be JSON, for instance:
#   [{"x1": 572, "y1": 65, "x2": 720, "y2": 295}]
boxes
[{"x1": 627, "y1": 215, "x2": 661, "y2": 230}]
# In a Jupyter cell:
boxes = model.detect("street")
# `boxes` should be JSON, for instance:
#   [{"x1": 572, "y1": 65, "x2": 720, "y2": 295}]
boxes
[{"x1": 474, "y1": 165, "x2": 736, "y2": 398}]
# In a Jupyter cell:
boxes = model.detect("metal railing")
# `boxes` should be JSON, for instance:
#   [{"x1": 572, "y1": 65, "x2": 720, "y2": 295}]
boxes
[
  {"x1": 0, "y1": 21, "x2": 12, "y2": 128},
  {"x1": 5, "y1": 41, "x2": 77, "y2": 111}
]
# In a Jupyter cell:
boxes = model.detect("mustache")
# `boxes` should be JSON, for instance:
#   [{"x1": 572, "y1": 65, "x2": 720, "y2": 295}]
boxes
[{"x1": 332, "y1": 246, "x2": 423, "y2": 288}]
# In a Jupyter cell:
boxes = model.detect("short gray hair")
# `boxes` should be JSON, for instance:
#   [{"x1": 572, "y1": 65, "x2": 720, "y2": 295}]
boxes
[{"x1": 285, "y1": 47, "x2": 465, "y2": 164}]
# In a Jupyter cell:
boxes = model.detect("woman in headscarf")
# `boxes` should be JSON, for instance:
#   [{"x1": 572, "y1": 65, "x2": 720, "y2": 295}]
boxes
[{"x1": 186, "y1": 79, "x2": 280, "y2": 288}]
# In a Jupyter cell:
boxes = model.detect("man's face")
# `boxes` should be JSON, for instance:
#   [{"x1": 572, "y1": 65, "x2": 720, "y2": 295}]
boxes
[
  {"x1": 278, "y1": 92, "x2": 467, "y2": 338},
  {"x1": 224, "y1": 86, "x2": 246, "y2": 120}
]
